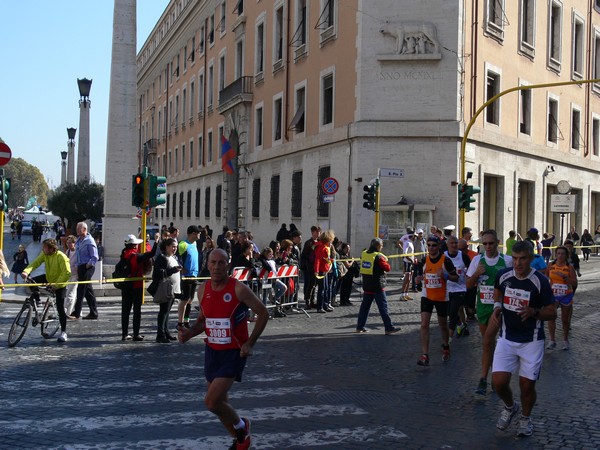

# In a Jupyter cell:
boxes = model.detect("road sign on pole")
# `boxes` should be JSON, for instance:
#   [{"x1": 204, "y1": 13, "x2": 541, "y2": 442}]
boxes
[
  {"x1": 321, "y1": 177, "x2": 339, "y2": 195},
  {"x1": 0, "y1": 142, "x2": 12, "y2": 166},
  {"x1": 380, "y1": 168, "x2": 404, "y2": 178}
]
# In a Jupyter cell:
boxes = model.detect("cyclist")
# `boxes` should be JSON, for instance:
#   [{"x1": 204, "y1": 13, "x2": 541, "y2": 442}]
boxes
[{"x1": 21, "y1": 239, "x2": 71, "y2": 342}]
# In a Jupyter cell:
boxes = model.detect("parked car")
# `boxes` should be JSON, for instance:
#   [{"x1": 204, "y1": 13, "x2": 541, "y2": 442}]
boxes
[{"x1": 21, "y1": 221, "x2": 33, "y2": 235}]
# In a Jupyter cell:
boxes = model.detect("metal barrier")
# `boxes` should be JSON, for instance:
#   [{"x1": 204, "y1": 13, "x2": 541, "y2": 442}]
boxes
[{"x1": 231, "y1": 265, "x2": 309, "y2": 318}]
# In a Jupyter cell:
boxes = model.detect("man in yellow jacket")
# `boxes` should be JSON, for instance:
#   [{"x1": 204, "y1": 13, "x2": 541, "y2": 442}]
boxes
[{"x1": 22, "y1": 238, "x2": 71, "y2": 343}]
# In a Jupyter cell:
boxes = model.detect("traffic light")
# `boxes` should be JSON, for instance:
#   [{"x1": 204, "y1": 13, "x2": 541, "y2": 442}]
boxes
[
  {"x1": 363, "y1": 180, "x2": 379, "y2": 211},
  {"x1": 148, "y1": 175, "x2": 167, "y2": 207},
  {"x1": 132, "y1": 173, "x2": 146, "y2": 207},
  {"x1": 458, "y1": 183, "x2": 480, "y2": 212},
  {"x1": 0, "y1": 176, "x2": 9, "y2": 212}
]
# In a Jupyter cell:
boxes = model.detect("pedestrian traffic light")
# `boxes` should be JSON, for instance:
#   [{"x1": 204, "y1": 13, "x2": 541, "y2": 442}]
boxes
[
  {"x1": 0, "y1": 176, "x2": 9, "y2": 212},
  {"x1": 148, "y1": 175, "x2": 167, "y2": 207},
  {"x1": 132, "y1": 173, "x2": 146, "y2": 207},
  {"x1": 363, "y1": 180, "x2": 379, "y2": 211},
  {"x1": 458, "y1": 183, "x2": 480, "y2": 212}
]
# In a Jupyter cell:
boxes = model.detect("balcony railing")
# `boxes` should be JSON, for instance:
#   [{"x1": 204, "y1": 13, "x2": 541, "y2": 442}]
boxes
[{"x1": 218, "y1": 76, "x2": 253, "y2": 112}]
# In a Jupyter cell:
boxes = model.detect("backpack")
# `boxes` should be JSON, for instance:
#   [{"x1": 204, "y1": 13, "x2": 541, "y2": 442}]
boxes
[{"x1": 112, "y1": 255, "x2": 132, "y2": 289}]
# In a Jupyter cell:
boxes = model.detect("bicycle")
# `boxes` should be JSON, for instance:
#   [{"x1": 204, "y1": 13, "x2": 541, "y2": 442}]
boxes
[{"x1": 7, "y1": 281, "x2": 60, "y2": 347}]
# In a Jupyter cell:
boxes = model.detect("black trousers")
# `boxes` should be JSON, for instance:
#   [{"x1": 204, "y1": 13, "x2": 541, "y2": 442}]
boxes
[
  {"x1": 72, "y1": 264, "x2": 98, "y2": 317},
  {"x1": 338, "y1": 273, "x2": 354, "y2": 304},
  {"x1": 122, "y1": 286, "x2": 143, "y2": 338},
  {"x1": 157, "y1": 298, "x2": 175, "y2": 338}
]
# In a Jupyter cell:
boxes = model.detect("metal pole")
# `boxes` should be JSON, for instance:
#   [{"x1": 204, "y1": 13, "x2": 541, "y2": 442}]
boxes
[
  {"x1": 374, "y1": 168, "x2": 381, "y2": 238},
  {"x1": 560, "y1": 213, "x2": 565, "y2": 245},
  {"x1": 459, "y1": 78, "x2": 600, "y2": 232}
]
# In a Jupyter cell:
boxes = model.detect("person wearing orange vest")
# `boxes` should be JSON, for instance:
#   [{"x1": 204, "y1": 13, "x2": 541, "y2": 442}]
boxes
[
  {"x1": 416, "y1": 235, "x2": 458, "y2": 366},
  {"x1": 545, "y1": 246, "x2": 577, "y2": 350},
  {"x1": 178, "y1": 249, "x2": 268, "y2": 450}
]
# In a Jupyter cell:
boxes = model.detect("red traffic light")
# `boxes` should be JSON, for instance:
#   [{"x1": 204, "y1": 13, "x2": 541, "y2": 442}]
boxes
[{"x1": 134, "y1": 175, "x2": 143, "y2": 185}]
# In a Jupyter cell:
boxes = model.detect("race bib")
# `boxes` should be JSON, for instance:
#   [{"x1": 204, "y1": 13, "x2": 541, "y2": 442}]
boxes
[
  {"x1": 503, "y1": 287, "x2": 531, "y2": 312},
  {"x1": 479, "y1": 285, "x2": 495, "y2": 304},
  {"x1": 552, "y1": 283, "x2": 568, "y2": 296},
  {"x1": 205, "y1": 317, "x2": 232, "y2": 344},
  {"x1": 425, "y1": 273, "x2": 442, "y2": 289}
]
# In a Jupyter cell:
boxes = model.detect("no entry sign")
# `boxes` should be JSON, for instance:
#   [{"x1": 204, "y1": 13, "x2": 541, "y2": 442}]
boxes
[{"x1": 0, "y1": 142, "x2": 12, "y2": 166}]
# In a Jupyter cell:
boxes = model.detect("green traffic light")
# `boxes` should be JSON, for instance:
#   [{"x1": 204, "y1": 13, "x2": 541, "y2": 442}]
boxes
[{"x1": 148, "y1": 174, "x2": 167, "y2": 207}]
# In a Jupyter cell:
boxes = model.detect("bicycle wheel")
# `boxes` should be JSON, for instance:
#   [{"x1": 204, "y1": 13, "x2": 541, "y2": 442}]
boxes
[
  {"x1": 40, "y1": 300, "x2": 60, "y2": 339},
  {"x1": 8, "y1": 302, "x2": 33, "y2": 347}
]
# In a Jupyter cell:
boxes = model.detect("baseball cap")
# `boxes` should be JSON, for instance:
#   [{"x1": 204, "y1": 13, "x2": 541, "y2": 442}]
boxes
[
  {"x1": 528, "y1": 227, "x2": 539, "y2": 235},
  {"x1": 443, "y1": 225, "x2": 456, "y2": 231},
  {"x1": 124, "y1": 234, "x2": 143, "y2": 245},
  {"x1": 416, "y1": 228, "x2": 424, "y2": 234},
  {"x1": 187, "y1": 225, "x2": 201, "y2": 234},
  {"x1": 427, "y1": 235, "x2": 441, "y2": 244}
]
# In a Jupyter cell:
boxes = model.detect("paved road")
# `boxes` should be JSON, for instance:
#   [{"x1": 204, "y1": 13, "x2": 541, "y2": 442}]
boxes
[{"x1": 1, "y1": 256, "x2": 599, "y2": 449}]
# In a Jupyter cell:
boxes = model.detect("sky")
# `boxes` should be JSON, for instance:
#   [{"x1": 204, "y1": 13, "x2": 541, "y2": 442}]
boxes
[{"x1": 0, "y1": 1, "x2": 169, "y2": 188}]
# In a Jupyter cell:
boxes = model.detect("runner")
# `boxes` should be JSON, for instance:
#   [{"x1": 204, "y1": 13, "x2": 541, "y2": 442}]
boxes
[
  {"x1": 466, "y1": 229, "x2": 512, "y2": 395},
  {"x1": 178, "y1": 249, "x2": 268, "y2": 450},
  {"x1": 545, "y1": 246, "x2": 577, "y2": 350},
  {"x1": 444, "y1": 236, "x2": 472, "y2": 341},
  {"x1": 490, "y1": 240, "x2": 556, "y2": 437},
  {"x1": 416, "y1": 235, "x2": 458, "y2": 365}
]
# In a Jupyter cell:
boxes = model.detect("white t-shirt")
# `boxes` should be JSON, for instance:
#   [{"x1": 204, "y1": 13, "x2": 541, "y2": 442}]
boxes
[{"x1": 403, "y1": 240, "x2": 415, "y2": 264}]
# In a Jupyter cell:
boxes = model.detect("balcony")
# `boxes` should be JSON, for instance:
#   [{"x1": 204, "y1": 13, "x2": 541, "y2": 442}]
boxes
[{"x1": 218, "y1": 76, "x2": 253, "y2": 113}]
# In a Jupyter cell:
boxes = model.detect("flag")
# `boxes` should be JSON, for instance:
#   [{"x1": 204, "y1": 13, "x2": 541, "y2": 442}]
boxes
[{"x1": 221, "y1": 135, "x2": 236, "y2": 175}]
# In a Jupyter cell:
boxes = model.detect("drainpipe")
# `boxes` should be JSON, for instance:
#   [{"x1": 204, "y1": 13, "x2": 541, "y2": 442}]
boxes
[
  {"x1": 584, "y1": 2, "x2": 593, "y2": 158},
  {"x1": 346, "y1": 123, "x2": 353, "y2": 244},
  {"x1": 470, "y1": 0, "x2": 479, "y2": 117},
  {"x1": 202, "y1": 18, "x2": 208, "y2": 166},
  {"x1": 284, "y1": 0, "x2": 292, "y2": 142}
]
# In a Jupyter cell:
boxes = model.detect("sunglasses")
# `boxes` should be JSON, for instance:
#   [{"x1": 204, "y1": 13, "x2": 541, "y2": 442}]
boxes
[
  {"x1": 427, "y1": 244, "x2": 439, "y2": 247},
  {"x1": 482, "y1": 242, "x2": 496, "y2": 246}
]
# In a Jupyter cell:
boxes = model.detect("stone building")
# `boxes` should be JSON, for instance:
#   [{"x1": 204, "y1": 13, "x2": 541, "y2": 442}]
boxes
[{"x1": 136, "y1": 0, "x2": 600, "y2": 251}]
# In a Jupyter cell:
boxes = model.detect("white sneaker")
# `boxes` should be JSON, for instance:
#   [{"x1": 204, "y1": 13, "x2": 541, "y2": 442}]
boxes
[
  {"x1": 57, "y1": 331, "x2": 68, "y2": 343},
  {"x1": 546, "y1": 340, "x2": 556, "y2": 350},
  {"x1": 496, "y1": 401, "x2": 520, "y2": 430},
  {"x1": 516, "y1": 416, "x2": 533, "y2": 437},
  {"x1": 562, "y1": 340, "x2": 570, "y2": 351}
]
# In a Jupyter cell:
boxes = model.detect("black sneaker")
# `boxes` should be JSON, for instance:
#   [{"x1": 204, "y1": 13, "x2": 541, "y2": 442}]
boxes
[
  {"x1": 236, "y1": 417, "x2": 251, "y2": 449},
  {"x1": 417, "y1": 354, "x2": 430, "y2": 366},
  {"x1": 476, "y1": 378, "x2": 487, "y2": 396}
]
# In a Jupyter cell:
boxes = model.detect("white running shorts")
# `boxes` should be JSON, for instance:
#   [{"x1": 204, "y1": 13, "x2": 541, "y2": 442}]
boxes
[{"x1": 492, "y1": 337, "x2": 545, "y2": 381}]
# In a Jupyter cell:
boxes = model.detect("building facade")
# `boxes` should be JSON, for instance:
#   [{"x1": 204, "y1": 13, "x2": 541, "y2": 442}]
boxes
[{"x1": 136, "y1": 0, "x2": 600, "y2": 251}]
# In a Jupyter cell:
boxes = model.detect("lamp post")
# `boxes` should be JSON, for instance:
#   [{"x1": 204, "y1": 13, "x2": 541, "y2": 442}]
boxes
[
  {"x1": 76, "y1": 78, "x2": 92, "y2": 183},
  {"x1": 60, "y1": 150, "x2": 68, "y2": 186},
  {"x1": 66, "y1": 127, "x2": 76, "y2": 183}
]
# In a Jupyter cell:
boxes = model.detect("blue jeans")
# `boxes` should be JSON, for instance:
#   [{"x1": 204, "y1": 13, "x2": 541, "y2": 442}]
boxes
[{"x1": 356, "y1": 290, "x2": 394, "y2": 331}]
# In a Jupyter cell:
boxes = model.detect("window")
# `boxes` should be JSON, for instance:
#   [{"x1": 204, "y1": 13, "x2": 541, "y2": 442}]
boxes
[
  {"x1": 519, "y1": 0, "x2": 535, "y2": 55},
  {"x1": 218, "y1": 125, "x2": 225, "y2": 162},
  {"x1": 158, "y1": 109, "x2": 162, "y2": 137},
  {"x1": 321, "y1": 73, "x2": 334, "y2": 126},
  {"x1": 290, "y1": 86, "x2": 305, "y2": 133},
  {"x1": 594, "y1": 32, "x2": 600, "y2": 93},
  {"x1": 208, "y1": 130, "x2": 213, "y2": 162},
  {"x1": 216, "y1": 184, "x2": 222, "y2": 218},
  {"x1": 291, "y1": 171, "x2": 303, "y2": 218},
  {"x1": 166, "y1": 193, "x2": 170, "y2": 218},
  {"x1": 486, "y1": 70, "x2": 500, "y2": 125},
  {"x1": 256, "y1": 22, "x2": 265, "y2": 74},
  {"x1": 317, "y1": 166, "x2": 330, "y2": 217},
  {"x1": 220, "y1": 1, "x2": 227, "y2": 34},
  {"x1": 572, "y1": 14, "x2": 584, "y2": 79},
  {"x1": 181, "y1": 144, "x2": 186, "y2": 171},
  {"x1": 235, "y1": 0, "x2": 244, "y2": 15},
  {"x1": 175, "y1": 95, "x2": 179, "y2": 127},
  {"x1": 571, "y1": 107, "x2": 581, "y2": 150},
  {"x1": 274, "y1": 5, "x2": 284, "y2": 63},
  {"x1": 593, "y1": 117, "x2": 600, "y2": 157},
  {"x1": 208, "y1": 65, "x2": 214, "y2": 108},
  {"x1": 187, "y1": 190, "x2": 192, "y2": 218},
  {"x1": 182, "y1": 88, "x2": 187, "y2": 123},
  {"x1": 270, "y1": 175, "x2": 280, "y2": 218},
  {"x1": 168, "y1": 151, "x2": 172, "y2": 175},
  {"x1": 486, "y1": 0, "x2": 505, "y2": 40},
  {"x1": 179, "y1": 192, "x2": 184, "y2": 218},
  {"x1": 235, "y1": 40, "x2": 244, "y2": 78},
  {"x1": 189, "y1": 140, "x2": 194, "y2": 168},
  {"x1": 200, "y1": 25, "x2": 205, "y2": 54},
  {"x1": 198, "y1": 135, "x2": 204, "y2": 166},
  {"x1": 195, "y1": 188, "x2": 201, "y2": 217},
  {"x1": 252, "y1": 179, "x2": 260, "y2": 218},
  {"x1": 183, "y1": 45, "x2": 188, "y2": 71},
  {"x1": 548, "y1": 1, "x2": 562, "y2": 71},
  {"x1": 219, "y1": 54, "x2": 226, "y2": 91},
  {"x1": 205, "y1": 187, "x2": 211, "y2": 218},
  {"x1": 172, "y1": 193, "x2": 177, "y2": 218},
  {"x1": 174, "y1": 147, "x2": 179, "y2": 173},
  {"x1": 190, "y1": 81, "x2": 195, "y2": 118},
  {"x1": 255, "y1": 105, "x2": 263, "y2": 147},
  {"x1": 199, "y1": 72, "x2": 205, "y2": 112},
  {"x1": 209, "y1": 15, "x2": 215, "y2": 44},
  {"x1": 317, "y1": 0, "x2": 336, "y2": 43},
  {"x1": 169, "y1": 100, "x2": 173, "y2": 132},
  {"x1": 273, "y1": 96, "x2": 283, "y2": 141},
  {"x1": 295, "y1": 0, "x2": 307, "y2": 46},
  {"x1": 191, "y1": 37, "x2": 196, "y2": 63},
  {"x1": 519, "y1": 87, "x2": 531, "y2": 135},
  {"x1": 548, "y1": 97, "x2": 559, "y2": 144}
]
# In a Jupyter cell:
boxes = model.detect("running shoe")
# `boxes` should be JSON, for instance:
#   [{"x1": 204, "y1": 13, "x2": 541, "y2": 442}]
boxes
[
  {"x1": 57, "y1": 331, "x2": 68, "y2": 343},
  {"x1": 355, "y1": 328, "x2": 369, "y2": 333},
  {"x1": 546, "y1": 340, "x2": 556, "y2": 350},
  {"x1": 236, "y1": 417, "x2": 251, "y2": 450},
  {"x1": 475, "y1": 378, "x2": 487, "y2": 396},
  {"x1": 496, "y1": 401, "x2": 520, "y2": 431},
  {"x1": 442, "y1": 344, "x2": 450, "y2": 362},
  {"x1": 417, "y1": 354, "x2": 429, "y2": 366},
  {"x1": 516, "y1": 416, "x2": 533, "y2": 437},
  {"x1": 385, "y1": 327, "x2": 400, "y2": 335},
  {"x1": 462, "y1": 325, "x2": 470, "y2": 337},
  {"x1": 562, "y1": 340, "x2": 570, "y2": 351},
  {"x1": 403, "y1": 294, "x2": 413, "y2": 301},
  {"x1": 456, "y1": 323, "x2": 465, "y2": 337},
  {"x1": 324, "y1": 306, "x2": 334, "y2": 312}
]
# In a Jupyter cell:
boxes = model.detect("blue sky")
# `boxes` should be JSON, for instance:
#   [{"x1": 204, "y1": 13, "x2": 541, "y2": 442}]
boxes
[{"x1": 0, "y1": 1, "x2": 169, "y2": 187}]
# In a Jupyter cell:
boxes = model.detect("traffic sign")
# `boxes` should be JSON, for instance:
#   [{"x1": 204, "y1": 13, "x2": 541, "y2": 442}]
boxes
[
  {"x1": 0, "y1": 142, "x2": 12, "y2": 166},
  {"x1": 135, "y1": 207, "x2": 152, "y2": 218},
  {"x1": 380, "y1": 168, "x2": 404, "y2": 178},
  {"x1": 550, "y1": 194, "x2": 575, "y2": 213},
  {"x1": 322, "y1": 194, "x2": 335, "y2": 203},
  {"x1": 321, "y1": 177, "x2": 339, "y2": 195}
]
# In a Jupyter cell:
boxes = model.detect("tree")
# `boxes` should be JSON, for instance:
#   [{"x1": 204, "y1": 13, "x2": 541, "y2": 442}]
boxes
[
  {"x1": 2, "y1": 157, "x2": 50, "y2": 208},
  {"x1": 47, "y1": 180, "x2": 104, "y2": 232}
]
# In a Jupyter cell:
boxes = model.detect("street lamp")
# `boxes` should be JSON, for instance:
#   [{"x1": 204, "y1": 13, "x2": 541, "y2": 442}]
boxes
[
  {"x1": 66, "y1": 127, "x2": 76, "y2": 183},
  {"x1": 77, "y1": 78, "x2": 92, "y2": 101},
  {"x1": 60, "y1": 150, "x2": 68, "y2": 186}
]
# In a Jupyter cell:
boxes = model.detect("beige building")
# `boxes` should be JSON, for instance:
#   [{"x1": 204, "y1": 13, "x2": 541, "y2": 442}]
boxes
[{"x1": 136, "y1": 0, "x2": 600, "y2": 250}]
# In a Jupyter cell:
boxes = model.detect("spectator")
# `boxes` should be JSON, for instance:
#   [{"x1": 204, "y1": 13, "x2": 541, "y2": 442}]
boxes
[
  {"x1": 276, "y1": 223, "x2": 290, "y2": 242},
  {"x1": 541, "y1": 233, "x2": 555, "y2": 264},
  {"x1": 300, "y1": 226, "x2": 320, "y2": 309},
  {"x1": 337, "y1": 242, "x2": 355, "y2": 306},
  {"x1": 314, "y1": 230, "x2": 335, "y2": 313},
  {"x1": 11, "y1": 244, "x2": 29, "y2": 285},
  {"x1": 63, "y1": 236, "x2": 78, "y2": 315},
  {"x1": 580, "y1": 229, "x2": 594, "y2": 262}
]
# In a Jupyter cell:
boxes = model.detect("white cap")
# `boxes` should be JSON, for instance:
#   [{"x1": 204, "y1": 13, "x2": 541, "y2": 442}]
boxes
[
  {"x1": 124, "y1": 234, "x2": 143, "y2": 245},
  {"x1": 416, "y1": 228, "x2": 424, "y2": 234},
  {"x1": 443, "y1": 225, "x2": 456, "y2": 231}
]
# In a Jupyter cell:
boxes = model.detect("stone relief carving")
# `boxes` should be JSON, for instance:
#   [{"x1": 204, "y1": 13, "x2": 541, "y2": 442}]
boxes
[{"x1": 378, "y1": 22, "x2": 442, "y2": 61}]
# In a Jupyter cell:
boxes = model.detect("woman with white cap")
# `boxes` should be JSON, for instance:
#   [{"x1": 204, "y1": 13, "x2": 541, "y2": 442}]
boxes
[{"x1": 119, "y1": 234, "x2": 157, "y2": 341}]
